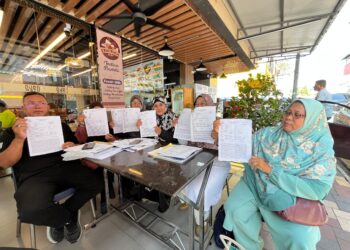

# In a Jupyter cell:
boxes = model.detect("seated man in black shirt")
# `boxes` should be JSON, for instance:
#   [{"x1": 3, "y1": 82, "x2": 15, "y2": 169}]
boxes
[{"x1": 0, "y1": 92, "x2": 103, "y2": 244}]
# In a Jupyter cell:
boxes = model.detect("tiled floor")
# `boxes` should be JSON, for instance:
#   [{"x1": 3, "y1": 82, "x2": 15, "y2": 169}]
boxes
[{"x1": 0, "y1": 161, "x2": 350, "y2": 250}]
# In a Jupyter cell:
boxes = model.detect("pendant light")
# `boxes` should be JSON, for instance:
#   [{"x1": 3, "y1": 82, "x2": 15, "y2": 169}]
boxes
[
  {"x1": 158, "y1": 36, "x2": 174, "y2": 56},
  {"x1": 196, "y1": 58, "x2": 207, "y2": 71}
]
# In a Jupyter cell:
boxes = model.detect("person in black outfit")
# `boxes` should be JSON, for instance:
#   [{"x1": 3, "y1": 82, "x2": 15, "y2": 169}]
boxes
[
  {"x1": 152, "y1": 96, "x2": 178, "y2": 145},
  {"x1": 0, "y1": 92, "x2": 103, "y2": 244}
]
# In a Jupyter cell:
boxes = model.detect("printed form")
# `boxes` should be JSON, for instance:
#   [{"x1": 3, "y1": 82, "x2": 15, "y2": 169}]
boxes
[
  {"x1": 140, "y1": 110, "x2": 157, "y2": 137},
  {"x1": 174, "y1": 108, "x2": 192, "y2": 141},
  {"x1": 26, "y1": 116, "x2": 64, "y2": 156},
  {"x1": 191, "y1": 106, "x2": 216, "y2": 143},
  {"x1": 218, "y1": 119, "x2": 252, "y2": 162},
  {"x1": 83, "y1": 108, "x2": 109, "y2": 136}
]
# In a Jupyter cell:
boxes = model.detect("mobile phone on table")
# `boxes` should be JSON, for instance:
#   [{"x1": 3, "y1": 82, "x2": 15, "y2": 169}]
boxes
[{"x1": 82, "y1": 142, "x2": 95, "y2": 150}]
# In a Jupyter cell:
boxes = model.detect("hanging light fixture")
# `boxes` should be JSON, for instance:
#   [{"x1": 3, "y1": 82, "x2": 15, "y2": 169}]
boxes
[
  {"x1": 220, "y1": 72, "x2": 227, "y2": 79},
  {"x1": 196, "y1": 58, "x2": 207, "y2": 71},
  {"x1": 158, "y1": 36, "x2": 174, "y2": 56}
]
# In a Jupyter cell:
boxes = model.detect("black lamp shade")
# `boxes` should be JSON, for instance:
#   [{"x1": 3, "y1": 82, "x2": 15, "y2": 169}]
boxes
[
  {"x1": 196, "y1": 62, "x2": 207, "y2": 71},
  {"x1": 220, "y1": 73, "x2": 227, "y2": 79},
  {"x1": 159, "y1": 42, "x2": 174, "y2": 56}
]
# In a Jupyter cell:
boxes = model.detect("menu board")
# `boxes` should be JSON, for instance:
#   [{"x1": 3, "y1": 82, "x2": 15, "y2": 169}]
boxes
[{"x1": 123, "y1": 59, "x2": 164, "y2": 93}]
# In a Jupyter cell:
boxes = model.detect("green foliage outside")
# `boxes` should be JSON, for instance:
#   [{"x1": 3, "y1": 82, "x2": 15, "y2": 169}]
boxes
[{"x1": 225, "y1": 73, "x2": 291, "y2": 131}]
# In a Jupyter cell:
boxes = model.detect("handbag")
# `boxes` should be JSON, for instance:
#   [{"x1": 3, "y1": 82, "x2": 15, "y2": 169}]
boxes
[
  {"x1": 275, "y1": 197, "x2": 328, "y2": 226},
  {"x1": 213, "y1": 205, "x2": 235, "y2": 249}
]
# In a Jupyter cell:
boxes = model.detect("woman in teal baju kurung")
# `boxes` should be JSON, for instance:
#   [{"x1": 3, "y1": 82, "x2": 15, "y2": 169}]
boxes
[{"x1": 222, "y1": 99, "x2": 336, "y2": 250}]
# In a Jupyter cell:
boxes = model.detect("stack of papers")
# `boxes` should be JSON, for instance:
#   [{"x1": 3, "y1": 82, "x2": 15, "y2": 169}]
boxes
[
  {"x1": 112, "y1": 138, "x2": 158, "y2": 151},
  {"x1": 62, "y1": 143, "x2": 122, "y2": 161},
  {"x1": 148, "y1": 144, "x2": 202, "y2": 163}
]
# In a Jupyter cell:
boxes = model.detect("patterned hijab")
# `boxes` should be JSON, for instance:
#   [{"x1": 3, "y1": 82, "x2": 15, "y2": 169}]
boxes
[
  {"x1": 247, "y1": 98, "x2": 336, "y2": 210},
  {"x1": 153, "y1": 95, "x2": 175, "y2": 131}
]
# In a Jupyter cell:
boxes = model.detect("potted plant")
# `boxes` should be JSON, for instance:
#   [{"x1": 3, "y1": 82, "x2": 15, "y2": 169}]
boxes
[{"x1": 226, "y1": 73, "x2": 290, "y2": 131}]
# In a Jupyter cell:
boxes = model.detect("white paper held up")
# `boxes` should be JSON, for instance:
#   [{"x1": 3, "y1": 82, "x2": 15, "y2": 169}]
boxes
[
  {"x1": 26, "y1": 116, "x2": 64, "y2": 156},
  {"x1": 140, "y1": 110, "x2": 157, "y2": 137},
  {"x1": 191, "y1": 106, "x2": 216, "y2": 143},
  {"x1": 83, "y1": 108, "x2": 109, "y2": 136},
  {"x1": 218, "y1": 119, "x2": 252, "y2": 162},
  {"x1": 174, "y1": 108, "x2": 192, "y2": 141},
  {"x1": 123, "y1": 108, "x2": 140, "y2": 133},
  {"x1": 111, "y1": 109, "x2": 125, "y2": 134}
]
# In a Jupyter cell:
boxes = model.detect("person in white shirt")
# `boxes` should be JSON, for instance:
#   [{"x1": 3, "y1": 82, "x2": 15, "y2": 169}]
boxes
[{"x1": 314, "y1": 79, "x2": 333, "y2": 119}]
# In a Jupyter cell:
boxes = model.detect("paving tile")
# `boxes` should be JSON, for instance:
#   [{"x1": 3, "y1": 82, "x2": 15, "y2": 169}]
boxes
[
  {"x1": 316, "y1": 238, "x2": 341, "y2": 250},
  {"x1": 333, "y1": 194, "x2": 350, "y2": 205},
  {"x1": 327, "y1": 218, "x2": 342, "y2": 229},
  {"x1": 333, "y1": 209, "x2": 350, "y2": 220},
  {"x1": 326, "y1": 206, "x2": 337, "y2": 220},
  {"x1": 320, "y1": 225, "x2": 336, "y2": 240},
  {"x1": 333, "y1": 227, "x2": 350, "y2": 242},
  {"x1": 333, "y1": 184, "x2": 350, "y2": 198},
  {"x1": 335, "y1": 176, "x2": 350, "y2": 188},
  {"x1": 325, "y1": 192, "x2": 336, "y2": 202},
  {"x1": 336, "y1": 217, "x2": 350, "y2": 232},
  {"x1": 338, "y1": 202, "x2": 350, "y2": 213},
  {"x1": 338, "y1": 238, "x2": 350, "y2": 250},
  {"x1": 324, "y1": 200, "x2": 339, "y2": 209}
]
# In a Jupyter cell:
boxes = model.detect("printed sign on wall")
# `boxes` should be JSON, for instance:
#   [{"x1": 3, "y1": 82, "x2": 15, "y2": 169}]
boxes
[{"x1": 96, "y1": 28, "x2": 124, "y2": 108}]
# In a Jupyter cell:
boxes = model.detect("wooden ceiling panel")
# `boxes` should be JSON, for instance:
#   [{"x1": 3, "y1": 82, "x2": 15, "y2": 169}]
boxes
[
  {"x1": 74, "y1": 0, "x2": 100, "y2": 18},
  {"x1": 0, "y1": 0, "x2": 247, "y2": 76},
  {"x1": 94, "y1": 0, "x2": 139, "y2": 26},
  {"x1": 62, "y1": 0, "x2": 81, "y2": 12}
]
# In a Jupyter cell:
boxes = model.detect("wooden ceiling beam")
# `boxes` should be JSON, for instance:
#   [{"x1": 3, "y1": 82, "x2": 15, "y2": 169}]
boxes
[
  {"x1": 125, "y1": 11, "x2": 197, "y2": 44},
  {"x1": 62, "y1": 0, "x2": 81, "y2": 12},
  {"x1": 139, "y1": 20, "x2": 205, "y2": 48},
  {"x1": 94, "y1": 0, "x2": 138, "y2": 26},
  {"x1": 74, "y1": 0, "x2": 100, "y2": 19},
  {"x1": 47, "y1": 0, "x2": 61, "y2": 9},
  {"x1": 147, "y1": 29, "x2": 212, "y2": 50},
  {"x1": 1, "y1": 7, "x2": 34, "y2": 69},
  {"x1": 120, "y1": 0, "x2": 185, "y2": 35},
  {"x1": 122, "y1": 5, "x2": 191, "y2": 38},
  {"x1": 0, "y1": 0, "x2": 16, "y2": 47}
]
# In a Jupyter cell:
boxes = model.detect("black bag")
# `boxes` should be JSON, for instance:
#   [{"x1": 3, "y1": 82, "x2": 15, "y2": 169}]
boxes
[{"x1": 213, "y1": 205, "x2": 235, "y2": 249}]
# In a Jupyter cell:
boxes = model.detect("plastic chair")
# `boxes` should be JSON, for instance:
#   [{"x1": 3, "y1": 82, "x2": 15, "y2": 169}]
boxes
[
  {"x1": 12, "y1": 172, "x2": 97, "y2": 248},
  {"x1": 220, "y1": 234, "x2": 245, "y2": 250}
]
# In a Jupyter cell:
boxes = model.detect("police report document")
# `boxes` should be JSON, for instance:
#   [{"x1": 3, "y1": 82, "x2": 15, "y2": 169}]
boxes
[
  {"x1": 218, "y1": 119, "x2": 252, "y2": 162},
  {"x1": 111, "y1": 109, "x2": 125, "y2": 134},
  {"x1": 191, "y1": 106, "x2": 216, "y2": 143},
  {"x1": 110, "y1": 108, "x2": 140, "y2": 134},
  {"x1": 83, "y1": 108, "x2": 109, "y2": 136},
  {"x1": 174, "y1": 108, "x2": 192, "y2": 141},
  {"x1": 26, "y1": 116, "x2": 64, "y2": 156},
  {"x1": 140, "y1": 110, "x2": 157, "y2": 137}
]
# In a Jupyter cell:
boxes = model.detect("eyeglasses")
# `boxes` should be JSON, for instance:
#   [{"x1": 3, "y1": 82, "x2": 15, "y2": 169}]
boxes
[
  {"x1": 24, "y1": 101, "x2": 48, "y2": 108},
  {"x1": 283, "y1": 110, "x2": 305, "y2": 119}
]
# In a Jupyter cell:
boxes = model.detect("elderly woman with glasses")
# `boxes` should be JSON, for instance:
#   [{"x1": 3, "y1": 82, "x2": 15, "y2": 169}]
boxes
[{"x1": 213, "y1": 99, "x2": 336, "y2": 250}]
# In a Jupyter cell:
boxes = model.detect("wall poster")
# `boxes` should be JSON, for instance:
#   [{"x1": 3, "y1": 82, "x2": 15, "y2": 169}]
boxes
[{"x1": 123, "y1": 59, "x2": 164, "y2": 94}]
